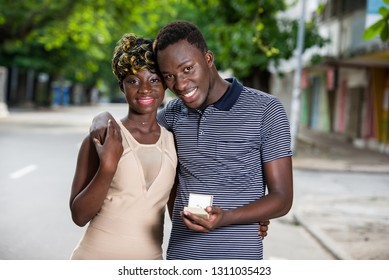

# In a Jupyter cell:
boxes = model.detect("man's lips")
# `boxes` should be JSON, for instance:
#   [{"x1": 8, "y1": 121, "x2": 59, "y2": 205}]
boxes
[
  {"x1": 179, "y1": 88, "x2": 197, "y2": 102},
  {"x1": 182, "y1": 88, "x2": 196, "y2": 98}
]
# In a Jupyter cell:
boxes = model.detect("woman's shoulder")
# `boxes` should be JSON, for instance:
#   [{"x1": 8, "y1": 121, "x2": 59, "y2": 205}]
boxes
[
  {"x1": 164, "y1": 98, "x2": 185, "y2": 113},
  {"x1": 160, "y1": 125, "x2": 174, "y2": 139}
]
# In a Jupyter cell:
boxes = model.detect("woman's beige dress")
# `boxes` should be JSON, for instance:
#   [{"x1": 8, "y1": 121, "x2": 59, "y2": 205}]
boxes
[{"x1": 70, "y1": 121, "x2": 177, "y2": 260}]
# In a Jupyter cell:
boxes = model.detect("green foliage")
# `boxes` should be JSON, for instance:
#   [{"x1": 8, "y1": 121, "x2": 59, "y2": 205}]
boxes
[
  {"x1": 0, "y1": 0, "x2": 328, "y2": 97},
  {"x1": 363, "y1": 2, "x2": 389, "y2": 42},
  {"x1": 0, "y1": 1, "x2": 75, "y2": 69},
  {"x1": 165, "y1": 0, "x2": 328, "y2": 79}
]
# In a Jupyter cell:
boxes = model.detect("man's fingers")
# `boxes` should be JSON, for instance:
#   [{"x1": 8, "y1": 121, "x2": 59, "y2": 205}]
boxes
[
  {"x1": 259, "y1": 232, "x2": 268, "y2": 240},
  {"x1": 105, "y1": 119, "x2": 121, "y2": 142},
  {"x1": 106, "y1": 119, "x2": 113, "y2": 137},
  {"x1": 259, "y1": 225, "x2": 268, "y2": 231},
  {"x1": 182, "y1": 213, "x2": 209, "y2": 233},
  {"x1": 93, "y1": 137, "x2": 101, "y2": 148},
  {"x1": 258, "y1": 220, "x2": 269, "y2": 239},
  {"x1": 107, "y1": 119, "x2": 121, "y2": 137}
]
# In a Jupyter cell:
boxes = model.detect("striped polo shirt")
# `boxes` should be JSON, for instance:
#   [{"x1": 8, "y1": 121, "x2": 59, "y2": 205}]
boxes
[{"x1": 157, "y1": 77, "x2": 292, "y2": 259}]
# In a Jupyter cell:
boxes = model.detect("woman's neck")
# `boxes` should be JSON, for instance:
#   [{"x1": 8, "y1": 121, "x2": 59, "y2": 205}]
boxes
[{"x1": 120, "y1": 113, "x2": 160, "y2": 144}]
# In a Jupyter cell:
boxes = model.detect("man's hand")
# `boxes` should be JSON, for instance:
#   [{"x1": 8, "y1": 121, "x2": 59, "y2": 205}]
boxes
[
  {"x1": 181, "y1": 206, "x2": 225, "y2": 233},
  {"x1": 181, "y1": 207, "x2": 270, "y2": 239},
  {"x1": 258, "y1": 220, "x2": 270, "y2": 239},
  {"x1": 90, "y1": 112, "x2": 117, "y2": 145}
]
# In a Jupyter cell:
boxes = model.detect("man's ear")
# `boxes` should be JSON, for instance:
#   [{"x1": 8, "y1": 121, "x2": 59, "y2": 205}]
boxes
[{"x1": 205, "y1": 50, "x2": 214, "y2": 67}]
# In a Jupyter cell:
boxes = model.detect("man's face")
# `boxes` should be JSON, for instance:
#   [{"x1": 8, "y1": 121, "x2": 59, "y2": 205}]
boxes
[{"x1": 157, "y1": 40, "x2": 212, "y2": 109}]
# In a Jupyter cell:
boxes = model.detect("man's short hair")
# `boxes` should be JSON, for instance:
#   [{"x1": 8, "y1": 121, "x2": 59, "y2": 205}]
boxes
[{"x1": 153, "y1": 21, "x2": 208, "y2": 56}]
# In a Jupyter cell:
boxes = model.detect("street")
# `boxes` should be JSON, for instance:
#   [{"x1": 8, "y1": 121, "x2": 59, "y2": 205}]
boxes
[{"x1": 0, "y1": 104, "x2": 387, "y2": 260}]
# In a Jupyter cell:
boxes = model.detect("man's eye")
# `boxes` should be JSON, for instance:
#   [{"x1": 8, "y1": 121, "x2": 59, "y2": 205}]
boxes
[
  {"x1": 184, "y1": 66, "x2": 193, "y2": 73},
  {"x1": 164, "y1": 75, "x2": 173, "y2": 81}
]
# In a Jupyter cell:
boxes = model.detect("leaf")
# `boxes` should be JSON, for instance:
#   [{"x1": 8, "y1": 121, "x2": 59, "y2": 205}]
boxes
[
  {"x1": 384, "y1": 0, "x2": 389, "y2": 5},
  {"x1": 378, "y1": 7, "x2": 389, "y2": 17},
  {"x1": 316, "y1": 3, "x2": 325, "y2": 14},
  {"x1": 363, "y1": 19, "x2": 385, "y2": 40},
  {"x1": 380, "y1": 21, "x2": 389, "y2": 41}
]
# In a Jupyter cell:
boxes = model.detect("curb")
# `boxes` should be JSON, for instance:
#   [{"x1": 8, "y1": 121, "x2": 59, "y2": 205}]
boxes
[
  {"x1": 293, "y1": 209, "x2": 353, "y2": 260},
  {"x1": 292, "y1": 163, "x2": 389, "y2": 174}
]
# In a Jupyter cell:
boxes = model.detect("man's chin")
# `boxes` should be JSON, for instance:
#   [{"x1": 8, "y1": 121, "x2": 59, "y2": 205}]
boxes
[{"x1": 182, "y1": 100, "x2": 202, "y2": 110}]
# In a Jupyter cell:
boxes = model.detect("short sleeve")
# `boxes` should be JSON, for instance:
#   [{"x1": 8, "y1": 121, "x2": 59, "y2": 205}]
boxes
[{"x1": 261, "y1": 98, "x2": 293, "y2": 162}]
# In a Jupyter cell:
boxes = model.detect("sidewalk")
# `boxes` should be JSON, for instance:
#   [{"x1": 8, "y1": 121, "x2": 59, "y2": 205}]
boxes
[
  {"x1": 294, "y1": 126, "x2": 389, "y2": 174},
  {"x1": 1, "y1": 105, "x2": 389, "y2": 259},
  {"x1": 293, "y1": 127, "x2": 389, "y2": 260}
]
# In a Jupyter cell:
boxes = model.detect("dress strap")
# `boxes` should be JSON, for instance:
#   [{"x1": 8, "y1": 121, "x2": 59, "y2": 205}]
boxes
[
  {"x1": 117, "y1": 119, "x2": 133, "y2": 149},
  {"x1": 159, "y1": 126, "x2": 164, "y2": 150}
]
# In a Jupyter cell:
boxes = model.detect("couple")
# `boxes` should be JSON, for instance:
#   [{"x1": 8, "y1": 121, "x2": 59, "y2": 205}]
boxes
[{"x1": 69, "y1": 21, "x2": 293, "y2": 260}]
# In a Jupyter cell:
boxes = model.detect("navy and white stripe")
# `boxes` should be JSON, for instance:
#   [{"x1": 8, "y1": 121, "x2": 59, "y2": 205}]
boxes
[{"x1": 157, "y1": 78, "x2": 292, "y2": 259}]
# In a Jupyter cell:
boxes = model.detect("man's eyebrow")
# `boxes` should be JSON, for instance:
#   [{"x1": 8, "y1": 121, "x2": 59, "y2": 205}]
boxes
[{"x1": 160, "y1": 60, "x2": 193, "y2": 74}]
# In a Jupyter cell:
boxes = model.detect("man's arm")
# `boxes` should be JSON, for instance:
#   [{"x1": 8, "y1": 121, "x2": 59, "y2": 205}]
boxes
[{"x1": 181, "y1": 156, "x2": 293, "y2": 232}]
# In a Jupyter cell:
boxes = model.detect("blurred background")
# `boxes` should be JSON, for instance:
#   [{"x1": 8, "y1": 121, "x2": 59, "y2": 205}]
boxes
[
  {"x1": 0, "y1": 0, "x2": 389, "y2": 153},
  {"x1": 1, "y1": 0, "x2": 389, "y2": 154},
  {"x1": 0, "y1": 0, "x2": 388, "y2": 260}
]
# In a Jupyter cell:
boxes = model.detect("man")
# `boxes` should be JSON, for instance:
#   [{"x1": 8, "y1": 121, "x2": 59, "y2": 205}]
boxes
[{"x1": 92, "y1": 21, "x2": 292, "y2": 259}]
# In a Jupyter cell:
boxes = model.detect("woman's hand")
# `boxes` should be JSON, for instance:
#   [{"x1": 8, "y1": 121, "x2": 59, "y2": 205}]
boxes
[{"x1": 93, "y1": 119, "x2": 123, "y2": 173}]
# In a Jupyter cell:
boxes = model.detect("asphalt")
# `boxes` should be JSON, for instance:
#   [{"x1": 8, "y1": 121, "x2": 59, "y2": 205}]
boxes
[{"x1": 2, "y1": 104, "x2": 389, "y2": 260}]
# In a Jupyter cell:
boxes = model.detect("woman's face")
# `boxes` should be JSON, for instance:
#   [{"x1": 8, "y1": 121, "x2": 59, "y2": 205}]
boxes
[{"x1": 122, "y1": 69, "x2": 165, "y2": 115}]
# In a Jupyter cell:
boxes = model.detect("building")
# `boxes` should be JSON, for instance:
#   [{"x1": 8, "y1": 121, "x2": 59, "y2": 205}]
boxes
[{"x1": 271, "y1": 0, "x2": 389, "y2": 154}]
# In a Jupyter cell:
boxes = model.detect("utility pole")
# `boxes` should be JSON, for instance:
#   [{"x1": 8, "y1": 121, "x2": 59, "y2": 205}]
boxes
[
  {"x1": 290, "y1": 0, "x2": 306, "y2": 153},
  {"x1": 0, "y1": 66, "x2": 9, "y2": 118}
]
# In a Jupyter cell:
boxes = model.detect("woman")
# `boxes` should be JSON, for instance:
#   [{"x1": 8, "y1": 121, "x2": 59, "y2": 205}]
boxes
[{"x1": 69, "y1": 33, "x2": 177, "y2": 259}]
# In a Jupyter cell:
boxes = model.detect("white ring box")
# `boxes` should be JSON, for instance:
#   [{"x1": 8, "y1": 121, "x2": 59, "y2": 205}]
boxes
[{"x1": 184, "y1": 193, "x2": 214, "y2": 219}]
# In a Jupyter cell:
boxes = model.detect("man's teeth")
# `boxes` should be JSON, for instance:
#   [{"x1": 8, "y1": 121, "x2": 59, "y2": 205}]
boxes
[{"x1": 184, "y1": 89, "x2": 196, "y2": 98}]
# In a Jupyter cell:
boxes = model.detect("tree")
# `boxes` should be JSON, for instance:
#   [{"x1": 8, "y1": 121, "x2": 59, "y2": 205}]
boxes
[
  {"x1": 0, "y1": 1, "x2": 80, "y2": 72},
  {"x1": 164, "y1": 0, "x2": 328, "y2": 92},
  {"x1": 0, "y1": 0, "x2": 327, "y2": 104},
  {"x1": 0, "y1": 0, "x2": 175, "y2": 96}
]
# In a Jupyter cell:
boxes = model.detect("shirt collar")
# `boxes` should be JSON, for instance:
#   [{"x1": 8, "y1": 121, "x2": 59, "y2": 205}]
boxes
[{"x1": 213, "y1": 77, "x2": 242, "y2": 111}]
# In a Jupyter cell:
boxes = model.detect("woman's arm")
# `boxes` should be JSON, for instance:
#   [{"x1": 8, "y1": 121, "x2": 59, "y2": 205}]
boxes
[
  {"x1": 70, "y1": 120, "x2": 123, "y2": 226},
  {"x1": 167, "y1": 175, "x2": 178, "y2": 220}
]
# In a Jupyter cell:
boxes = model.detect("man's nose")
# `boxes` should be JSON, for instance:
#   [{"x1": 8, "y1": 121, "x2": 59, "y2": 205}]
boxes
[{"x1": 175, "y1": 74, "x2": 187, "y2": 92}]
